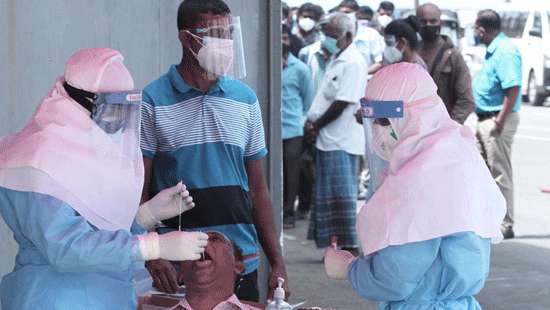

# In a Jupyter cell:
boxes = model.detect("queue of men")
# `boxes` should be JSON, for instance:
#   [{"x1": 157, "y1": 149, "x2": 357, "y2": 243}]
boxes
[{"x1": 281, "y1": 0, "x2": 521, "y2": 247}]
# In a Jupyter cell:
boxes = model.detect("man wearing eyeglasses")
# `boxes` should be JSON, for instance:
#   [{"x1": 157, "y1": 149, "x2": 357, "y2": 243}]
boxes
[{"x1": 139, "y1": 0, "x2": 288, "y2": 302}]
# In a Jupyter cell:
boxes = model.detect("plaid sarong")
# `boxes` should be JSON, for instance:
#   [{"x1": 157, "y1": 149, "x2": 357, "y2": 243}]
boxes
[{"x1": 308, "y1": 149, "x2": 359, "y2": 248}]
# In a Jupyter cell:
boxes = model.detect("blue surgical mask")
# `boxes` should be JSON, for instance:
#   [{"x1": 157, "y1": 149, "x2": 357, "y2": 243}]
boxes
[{"x1": 320, "y1": 33, "x2": 341, "y2": 55}]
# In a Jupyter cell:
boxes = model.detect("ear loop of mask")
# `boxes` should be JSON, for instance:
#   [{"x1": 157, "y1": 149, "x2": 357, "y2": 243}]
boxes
[{"x1": 184, "y1": 31, "x2": 205, "y2": 60}]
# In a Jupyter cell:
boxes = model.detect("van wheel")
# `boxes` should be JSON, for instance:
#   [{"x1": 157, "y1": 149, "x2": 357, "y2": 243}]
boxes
[{"x1": 528, "y1": 71, "x2": 546, "y2": 106}]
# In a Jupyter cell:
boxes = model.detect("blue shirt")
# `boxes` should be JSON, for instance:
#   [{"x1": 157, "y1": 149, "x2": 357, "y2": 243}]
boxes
[
  {"x1": 141, "y1": 65, "x2": 267, "y2": 273},
  {"x1": 0, "y1": 187, "x2": 144, "y2": 310},
  {"x1": 348, "y1": 232, "x2": 490, "y2": 310},
  {"x1": 282, "y1": 53, "x2": 314, "y2": 139},
  {"x1": 473, "y1": 32, "x2": 522, "y2": 113}
]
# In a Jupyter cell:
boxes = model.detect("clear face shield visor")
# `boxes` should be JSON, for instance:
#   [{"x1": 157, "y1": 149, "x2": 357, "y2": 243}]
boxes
[
  {"x1": 360, "y1": 98, "x2": 404, "y2": 201},
  {"x1": 186, "y1": 16, "x2": 247, "y2": 80},
  {"x1": 91, "y1": 90, "x2": 142, "y2": 165}
]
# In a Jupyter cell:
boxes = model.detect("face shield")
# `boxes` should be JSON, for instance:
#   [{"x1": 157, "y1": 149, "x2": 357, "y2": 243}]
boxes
[
  {"x1": 360, "y1": 98, "x2": 403, "y2": 201},
  {"x1": 187, "y1": 16, "x2": 246, "y2": 80},
  {"x1": 91, "y1": 90, "x2": 142, "y2": 167}
]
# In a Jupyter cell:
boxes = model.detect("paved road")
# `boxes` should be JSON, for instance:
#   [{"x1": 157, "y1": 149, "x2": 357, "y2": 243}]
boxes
[{"x1": 283, "y1": 105, "x2": 550, "y2": 309}]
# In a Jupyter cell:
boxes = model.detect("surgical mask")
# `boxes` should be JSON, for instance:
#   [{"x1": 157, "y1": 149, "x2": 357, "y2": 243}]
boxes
[
  {"x1": 372, "y1": 123, "x2": 399, "y2": 161},
  {"x1": 188, "y1": 32, "x2": 235, "y2": 77},
  {"x1": 298, "y1": 17, "x2": 316, "y2": 32},
  {"x1": 377, "y1": 15, "x2": 393, "y2": 28},
  {"x1": 357, "y1": 19, "x2": 370, "y2": 29},
  {"x1": 320, "y1": 33, "x2": 341, "y2": 55},
  {"x1": 474, "y1": 34, "x2": 483, "y2": 46},
  {"x1": 383, "y1": 45, "x2": 403, "y2": 65},
  {"x1": 420, "y1": 25, "x2": 440, "y2": 42}
]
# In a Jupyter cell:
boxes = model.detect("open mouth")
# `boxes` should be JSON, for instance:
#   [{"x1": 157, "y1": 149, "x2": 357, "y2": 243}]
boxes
[{"x1": 195, "y1": 251, "x2": 213, "y2": 268}]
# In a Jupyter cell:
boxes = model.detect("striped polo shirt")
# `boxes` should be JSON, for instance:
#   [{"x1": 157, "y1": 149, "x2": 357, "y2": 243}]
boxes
[{"x1": 141, "y1": 65, "x2": 267, "y2": 273}]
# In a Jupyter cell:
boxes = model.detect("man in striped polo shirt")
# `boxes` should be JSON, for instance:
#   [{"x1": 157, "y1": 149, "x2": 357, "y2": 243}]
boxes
[{"x1": 139, "y1": 0, "x2": 288, "y2": 302}]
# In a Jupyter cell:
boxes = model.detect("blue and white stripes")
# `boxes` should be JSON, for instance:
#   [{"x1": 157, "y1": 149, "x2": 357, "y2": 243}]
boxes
[
  {"x1": 141, "y1": 95, "x2": 265, "y2": 156},
  {"x1": 140, "y1": 65, "x2": 268, "y2": 274}
]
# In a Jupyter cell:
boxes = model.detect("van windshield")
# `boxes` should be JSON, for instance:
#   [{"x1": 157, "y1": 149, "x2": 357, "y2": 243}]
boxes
[{"x1": 499, "y1": 11, "x2": 529, "y2": 38}]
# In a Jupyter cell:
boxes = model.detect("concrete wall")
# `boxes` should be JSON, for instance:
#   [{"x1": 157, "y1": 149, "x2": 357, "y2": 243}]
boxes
[{"x1": 0, "y1": 0, "x2": 281, "y2": 304}]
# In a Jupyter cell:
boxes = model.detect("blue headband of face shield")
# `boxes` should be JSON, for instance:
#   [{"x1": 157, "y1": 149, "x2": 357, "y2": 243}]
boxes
[{"x1": 360, "y1": 98, "x2": 404, "y2": 119}]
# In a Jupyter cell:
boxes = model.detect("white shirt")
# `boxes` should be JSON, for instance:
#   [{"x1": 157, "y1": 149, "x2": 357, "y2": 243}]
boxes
[
  {"x1": 354, "y1": 23, "x2": 385, "y2": 67},
  {"x1": 307, "y1": 43, "x2": 367, "y2": 155},
  {"x1": 298, "y1": 41, "x2": 328, "y2": 95}
]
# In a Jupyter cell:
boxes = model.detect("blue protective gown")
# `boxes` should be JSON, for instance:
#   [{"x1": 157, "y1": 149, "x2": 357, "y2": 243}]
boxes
[
  {"x1": 0, "y1": 187, "x2": 146, "y2": 310},
  {"x1": 348, "y1": 232, "x2": 490, "y2": 309}
]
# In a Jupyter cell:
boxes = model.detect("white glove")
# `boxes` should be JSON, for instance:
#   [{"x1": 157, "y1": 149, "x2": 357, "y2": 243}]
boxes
[
  {"x1": 138, "y1": 231, "x2": 208, "y2": 261},
  {"x1": 136, "y1": 182, "x2": 195, "y2": 229},
  {"x1": 324, "y1": 246, "x2": 356, "y2": 280}
]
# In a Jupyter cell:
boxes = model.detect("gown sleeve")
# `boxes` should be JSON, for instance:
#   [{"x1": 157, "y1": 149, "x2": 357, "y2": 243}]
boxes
[
  {"x1": 11, "y1": 190, "x2": 144, "y2": 273},
  {"x1": 348, "y1": 238, "x2": 441, "y2": 301}
]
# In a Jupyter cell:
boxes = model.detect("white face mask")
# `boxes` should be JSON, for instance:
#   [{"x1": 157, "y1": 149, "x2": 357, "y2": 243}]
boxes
[
  {"x1": 372, "y1": 123, "x2": 399, "y2": 161},
  {"x1": 383, "y1": 45, "x2": 403, "y2": 65},
  {"x1": 377, "y1": 15, "x2": 393, "y2": 28},
  {"x1": 188, "y1": 33, "x2": 234, "y2": 76},
  {"x1": 298, "y1": 17, "x2": 316, "y2": 32}
]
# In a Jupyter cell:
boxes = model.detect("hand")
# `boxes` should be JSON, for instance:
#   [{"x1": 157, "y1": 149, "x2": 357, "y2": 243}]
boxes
[
  {"x1": 324, "y1": 246, "x2": 355, "y2": 280},
  {"x1": 304, "y1": 121, "x2": 318, "y2": 145},
  {"x1": 354, "y1": 109, "x2": 363, "y2": 125},
  {"x1": 136, "y1": 181, "x2": 195, "y2": 229},
  {"x1": 493, "y1": 118, "x2": 504, "y2": 134},
  {"x1": 138, "y1": 231, "x2": 208, "y2": 261},
  {"x1": 145, "y1": 259, "x2": 179, "y2": 294},
  {"x1": 268, "y1": 263, "x2": 290, "y2": 300}
]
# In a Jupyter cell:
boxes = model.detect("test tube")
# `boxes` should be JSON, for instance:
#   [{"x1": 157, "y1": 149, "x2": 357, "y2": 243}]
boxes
[
  {"x1": 178, "y1": 189, "x2": 183, "y2": 232},
  {"x1": 201, "y1": 230, "x2": 206, "y2": 261}
]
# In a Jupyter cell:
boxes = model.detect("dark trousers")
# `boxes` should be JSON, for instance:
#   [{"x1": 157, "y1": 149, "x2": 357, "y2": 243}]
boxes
[
  {"x1": 236, "y1": 270, "x2": 259, "y2": 302},
  {"x1": 283, "y1": 137, "x2": 303, "y2": 218},
  {"x1": 297, "y1": 142, "x2": 315, "y2": 213}
]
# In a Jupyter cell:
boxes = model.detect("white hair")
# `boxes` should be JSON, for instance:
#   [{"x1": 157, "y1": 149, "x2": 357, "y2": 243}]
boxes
[{"x1": 325, "y1": 12, "x2": 356, "y2": 37}]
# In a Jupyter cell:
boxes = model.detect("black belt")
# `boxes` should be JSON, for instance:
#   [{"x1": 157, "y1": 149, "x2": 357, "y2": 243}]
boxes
[{"x1": 476, "y1": 111, "x2": 500, "y2": 121}]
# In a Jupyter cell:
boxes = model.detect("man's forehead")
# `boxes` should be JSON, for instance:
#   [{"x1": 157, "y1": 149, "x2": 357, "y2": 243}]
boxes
[{"x1": 206, "y1": 231, "x2": 232, "y2": 243}]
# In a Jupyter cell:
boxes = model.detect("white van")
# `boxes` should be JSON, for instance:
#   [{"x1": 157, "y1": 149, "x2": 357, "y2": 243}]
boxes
[{"x1": 498, "y1": 3, "x2": 550, "y2": 106}]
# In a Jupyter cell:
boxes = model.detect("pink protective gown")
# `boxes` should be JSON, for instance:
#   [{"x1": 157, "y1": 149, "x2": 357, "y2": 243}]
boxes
[
  {"x1": 348, "y1": 63, "x2": 506, "y2": 310},
  {"x1": 0, "y1": 48, "x2": 145, "y2": 310}
]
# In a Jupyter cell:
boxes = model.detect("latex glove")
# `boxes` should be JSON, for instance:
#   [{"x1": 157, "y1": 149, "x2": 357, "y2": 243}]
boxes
[
  {"x1": 138, "y1": 231, "x2": 208, "y2": 261},
  {"x1": 136, "y1": 182, "x2": 195, "y2": 229},
  {"x1": 324, "y1": 246, "x2": 356, "y2": 280}
]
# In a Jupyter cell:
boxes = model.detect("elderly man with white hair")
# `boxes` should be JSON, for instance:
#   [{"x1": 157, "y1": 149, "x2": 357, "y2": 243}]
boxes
[{"x1": 305, "y1": 12, "x2": 367, "y2": 255}]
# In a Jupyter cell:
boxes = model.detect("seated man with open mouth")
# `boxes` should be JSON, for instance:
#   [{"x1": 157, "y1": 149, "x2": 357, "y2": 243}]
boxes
[{"x1": 175, "y1": 232, "x2": 262, "y2": 310}]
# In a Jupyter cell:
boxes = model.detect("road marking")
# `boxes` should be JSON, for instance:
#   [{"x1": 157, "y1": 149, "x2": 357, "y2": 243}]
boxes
[
  {"x1": 283, "y1": 233, "x2": 297, "y2": 240},
  {"x1": 516, "y1": 134, "x2": 550, "y2": 142}
]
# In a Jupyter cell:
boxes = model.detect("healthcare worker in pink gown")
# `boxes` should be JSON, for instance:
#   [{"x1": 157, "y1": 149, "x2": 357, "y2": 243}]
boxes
[
  {"x1": 0, "y1": 48, "x2": 208, "y2": 309},
  {"x1": 324, "y1": 63, "x2": 506, "y2": 310}
]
